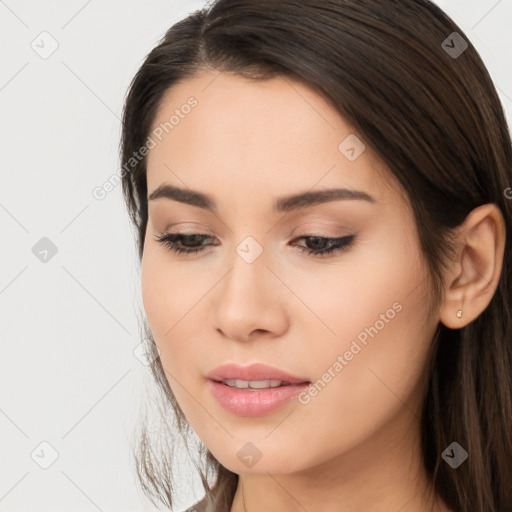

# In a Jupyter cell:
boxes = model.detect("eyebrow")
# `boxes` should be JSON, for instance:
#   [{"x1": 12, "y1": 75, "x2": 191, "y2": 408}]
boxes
[{"x1": 148, "y1": 183, "x2": 375, "y2": 213}]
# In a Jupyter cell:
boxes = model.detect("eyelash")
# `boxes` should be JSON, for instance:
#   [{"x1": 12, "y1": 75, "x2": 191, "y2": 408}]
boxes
[{"x1": 154, "y1": 232, "x2": 356, "y2": 257}]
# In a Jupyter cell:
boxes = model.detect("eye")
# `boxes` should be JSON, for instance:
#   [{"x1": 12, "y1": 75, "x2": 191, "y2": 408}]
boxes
[
  {"x1": 154, "y1": 232, "x2": 356, "y2": 257},
  {"x1": 291, "y1": 234, "x2": 356, "y2": 257},
  {"x1": 154, "y1": 232, "x2": 219, "y2": 255}
]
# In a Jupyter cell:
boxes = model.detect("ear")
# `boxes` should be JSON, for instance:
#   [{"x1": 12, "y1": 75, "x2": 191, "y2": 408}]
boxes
[{"x1": 439, "y1": 203, "x2": 506, "y2": 329}]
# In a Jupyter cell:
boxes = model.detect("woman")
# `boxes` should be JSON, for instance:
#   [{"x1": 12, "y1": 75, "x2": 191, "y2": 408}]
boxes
[{"x1": 120, "y1": 1, "x2": 512, "y2": 511}]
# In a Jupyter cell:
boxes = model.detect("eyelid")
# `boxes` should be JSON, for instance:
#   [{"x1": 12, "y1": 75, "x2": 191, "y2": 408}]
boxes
[
  {"x1": 293, "y1": 229, "x2": 348, "y2": 238},
  {"x1": 291, "y1": 223, "x2": 353, "y2": 238},
  {"x1": 161, "y1": 222, "x2": 215, "y2": 235}
]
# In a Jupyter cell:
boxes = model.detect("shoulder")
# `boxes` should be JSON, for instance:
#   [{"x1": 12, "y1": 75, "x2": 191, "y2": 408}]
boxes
[{"x1": 181, "y1": 494, "x2": 215, "y2": 512}]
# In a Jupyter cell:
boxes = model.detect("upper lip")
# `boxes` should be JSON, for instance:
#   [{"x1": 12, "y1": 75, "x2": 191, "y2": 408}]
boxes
[{"x1": 206, "y1": 363, "x2": 310, "y2": 384}]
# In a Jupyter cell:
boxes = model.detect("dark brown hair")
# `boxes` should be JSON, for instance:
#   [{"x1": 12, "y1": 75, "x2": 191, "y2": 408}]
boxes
[{"x1": 120, "y1": 1, "x2": 512, "y2": 510}]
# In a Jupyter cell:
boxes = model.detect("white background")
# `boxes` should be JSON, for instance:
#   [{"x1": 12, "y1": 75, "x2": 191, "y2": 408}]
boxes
[{"x1": 0, "y1": 1, "x2": 511, "y2": 511}]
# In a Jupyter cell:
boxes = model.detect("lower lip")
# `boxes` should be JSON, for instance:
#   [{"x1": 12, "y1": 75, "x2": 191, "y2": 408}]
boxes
[{"x1": 208, "y1": 380, "x2": 309, "y2": 417}]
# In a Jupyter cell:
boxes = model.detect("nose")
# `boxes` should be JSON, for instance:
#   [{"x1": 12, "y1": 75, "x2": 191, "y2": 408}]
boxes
[{"x1": 213, "y1": 244, "x2": 289, "y2": 343}]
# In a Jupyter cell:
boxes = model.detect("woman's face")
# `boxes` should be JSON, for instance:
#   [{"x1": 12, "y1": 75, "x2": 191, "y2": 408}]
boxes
[{"x1": 141, "y1": 70, "x2": 439, "y2": 476}]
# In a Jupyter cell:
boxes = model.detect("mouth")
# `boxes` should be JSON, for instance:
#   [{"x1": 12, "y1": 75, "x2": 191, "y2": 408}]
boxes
[
  {"x1": 216, "y1": 378, "x2": 297, "y2": 389},
  {"x1": 206, "y1": 363, "x2": 311, "y2": 417},
  {"x1": 206, "y1": 362, "x2": 310, "y2": 385}
]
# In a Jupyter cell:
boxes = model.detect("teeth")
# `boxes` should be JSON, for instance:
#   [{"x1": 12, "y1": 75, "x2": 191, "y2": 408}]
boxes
[{"x1": 222, "y1": 379, "x2": 286, "y2": 389}]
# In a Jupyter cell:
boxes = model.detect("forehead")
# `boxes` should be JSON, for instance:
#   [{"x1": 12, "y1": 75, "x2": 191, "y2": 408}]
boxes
[{"x1": 146, "y1": 70, "x2": 399, "y2": 206}]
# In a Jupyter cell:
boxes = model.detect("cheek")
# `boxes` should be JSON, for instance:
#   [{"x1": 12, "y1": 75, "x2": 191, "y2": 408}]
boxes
[
  {"x1": 141, "y1": 238, "x2": 186, "y2": 332},
  {"x1": 140, "y1": 250, "x2": 163, "y2": 333},
  {"x1": 286, "y1": 237, "x2": 433, "y2": 432},
  {"x1": 140, "y1": 248, "x2": 207, "y2": 383},
  {"x1": 293, "y1": 288, "x2": 433, "y2": 468},
  {"x1": 276, "y1": 228, "x2": 426, "y2": 354},
  {"x1": 140, "y1": 249, "x2": 183, "y2": 359},
  {"x1": 140, "y1": 255, "x2": 198, "y2": 418},
  {"x1": 317, "y1": 281, "x2": 430, "y2": 440}
]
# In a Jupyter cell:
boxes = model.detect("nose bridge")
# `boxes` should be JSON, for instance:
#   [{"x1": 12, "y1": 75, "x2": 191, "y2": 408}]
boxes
[
  {"x1": 213, "y1": 232, "x2": 285, "y2": 340},
  {"x1": 235, "y1": 234, "x2": 266, "y2": 266},
  {"x1": 225, "y1": 233, "x2": 268, "y2": 302}
]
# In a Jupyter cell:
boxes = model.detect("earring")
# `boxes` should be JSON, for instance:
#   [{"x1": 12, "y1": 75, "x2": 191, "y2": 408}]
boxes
[{"x1": 456, "y1": 309, "x2": 463, "y2": 318}]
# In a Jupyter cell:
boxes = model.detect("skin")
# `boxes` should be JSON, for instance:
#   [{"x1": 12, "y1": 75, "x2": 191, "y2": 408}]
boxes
[{"x1": 140, "y1": 70, "x2": 505, "y2": 512}]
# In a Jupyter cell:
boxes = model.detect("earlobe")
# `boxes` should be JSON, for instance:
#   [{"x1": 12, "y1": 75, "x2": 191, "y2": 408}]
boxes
[{"x1": 439, "y1": 203, "x2": 506, "y2": 329}]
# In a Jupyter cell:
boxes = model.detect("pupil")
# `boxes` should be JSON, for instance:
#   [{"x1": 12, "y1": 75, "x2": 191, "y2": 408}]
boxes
[
  {"x1": 309, "y1": 237, "x2": 326, "y2": 249},
  {"x1": 183, "y1": 234, "x2": 204, "y2": 247}
]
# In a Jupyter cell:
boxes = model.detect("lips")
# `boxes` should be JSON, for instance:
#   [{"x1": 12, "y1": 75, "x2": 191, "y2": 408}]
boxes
[
  {"x1": 206, "y1": 363, "x2": 311, "y2": 417},
  {"x1": 206, "y1": 362, "x2": 310, "y2": 385}
]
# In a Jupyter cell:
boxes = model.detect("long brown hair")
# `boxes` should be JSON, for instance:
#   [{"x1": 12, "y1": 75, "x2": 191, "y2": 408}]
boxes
[{"x1": 120, "y1": 1, "x2": 512, "y2": 510}]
